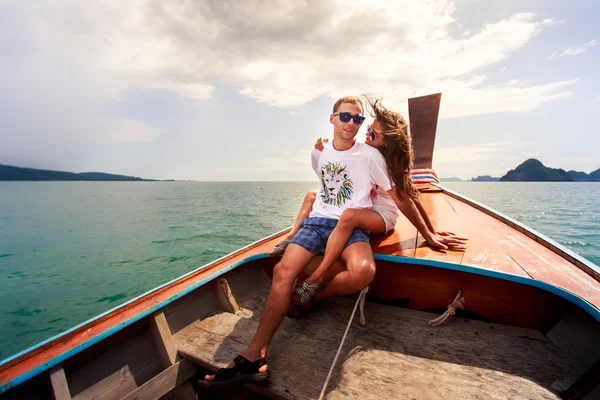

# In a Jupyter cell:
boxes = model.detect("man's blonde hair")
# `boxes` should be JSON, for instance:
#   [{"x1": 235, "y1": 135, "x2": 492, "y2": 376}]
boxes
[{"x1": 333, "y1": 96, "x2": 364, "y2": 115}]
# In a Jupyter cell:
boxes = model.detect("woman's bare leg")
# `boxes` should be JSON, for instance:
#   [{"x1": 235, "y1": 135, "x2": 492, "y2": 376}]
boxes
[{"x1": 305, "y1": 208, "x2": 385, "y2": 286}]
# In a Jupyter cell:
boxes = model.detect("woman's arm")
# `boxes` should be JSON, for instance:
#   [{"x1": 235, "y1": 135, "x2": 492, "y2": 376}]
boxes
[
  {"x1": 388, "y1": 187, "x2": 467, "y2": 250},
  {"x1": 412, "y1": 196, "x2": 435, "y2": 232},
  {"x1": 413, "y1": 196, "x2": 465, "y2": 238}
]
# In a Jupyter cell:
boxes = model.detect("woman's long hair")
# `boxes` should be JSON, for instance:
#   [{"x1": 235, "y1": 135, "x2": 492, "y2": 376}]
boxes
[{"x1": 366, "y1": 96, "x2": 418, "y2": 200}]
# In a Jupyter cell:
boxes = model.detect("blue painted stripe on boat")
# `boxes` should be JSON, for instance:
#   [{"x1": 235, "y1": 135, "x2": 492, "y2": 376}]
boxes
[
  {"x1": 373, "y1": 254, "x2": 600, "y2": 322},
  {"x1": 435, "y1": 183, "x2": 600, "y2": 276}
]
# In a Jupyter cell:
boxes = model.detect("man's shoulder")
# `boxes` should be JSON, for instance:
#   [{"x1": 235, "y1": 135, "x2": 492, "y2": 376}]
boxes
[
  {"x1": 361, "y1": 143, "x2": 379, "y2": 154},
  {"x1": 356, "y1": 143, "x2": 384, "y2": 160}
]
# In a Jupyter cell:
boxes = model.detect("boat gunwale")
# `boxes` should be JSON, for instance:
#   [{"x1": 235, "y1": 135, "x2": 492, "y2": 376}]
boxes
[
  {"x1": 434, "y1": 182, "x2": 600, "y2": 280},
  {"x1": 0, "y1": 227, "x2": 291, "y2": 392},
  {"x1": 3, "y1": 248, "x2": 598, "y2": 393},
  {"x1": 3, "y1": 188, "x2": 600, "y2": 393}
]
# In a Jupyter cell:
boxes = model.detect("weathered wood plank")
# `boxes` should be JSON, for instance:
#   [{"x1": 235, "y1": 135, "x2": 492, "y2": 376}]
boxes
[
  {"x1": 174, "y1": 290, "x2": 577, "y2": 400},
  {"x1": 67, "y1": 328, "x2": 161, "y2": 400},
  {"x1": 150, "y1": 310, "x2": 178, "y2": 366},
  {"x1": 442, "y1": 192, "x2": 600, "y2": 309},
  {"x1": 443, "y1": 195, "x2": 529, "y2": 276},
  {"x1": 409, "y1": 93, "x2": 441, "y2": 170},
  {"x1": 150, "y1": 311, "x2": 196, "y2": 400},
  {"x1": 49, "y1": 364, "x2": 71, "y2": 400},
  {"x1": 93, "y1": 359, "x2": 162, "y2": 400},
  {"x1": 121, "y1": 360, "x2": 197, "y2": 400},
  {"x1": 213, "y1": 278, "x2": 240, "y2": 314}
]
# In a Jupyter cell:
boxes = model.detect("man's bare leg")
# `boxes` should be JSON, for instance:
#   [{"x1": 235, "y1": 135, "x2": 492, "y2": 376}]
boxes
[
  {"x1": 314, "y1": 241, "x2": 376, "y2": 300},
  {"x1": 205, "y1": 243, "x2": 315, "y2": 380}
]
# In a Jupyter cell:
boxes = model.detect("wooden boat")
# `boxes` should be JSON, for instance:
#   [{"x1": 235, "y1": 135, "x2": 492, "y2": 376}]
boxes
[{"x1": 1, "y1": 94, "x2": 599, "y2": 400}]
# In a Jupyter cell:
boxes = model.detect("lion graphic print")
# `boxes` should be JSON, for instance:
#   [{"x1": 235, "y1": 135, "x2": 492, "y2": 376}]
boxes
[{"x1": 320, "y1": 162, "x2": 353, "y2": 207}]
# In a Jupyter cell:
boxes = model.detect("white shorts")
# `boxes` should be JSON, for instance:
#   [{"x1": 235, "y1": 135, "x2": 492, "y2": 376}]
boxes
[{"x1": 374, "y1": 207, "x2": 400, "y2": 233}]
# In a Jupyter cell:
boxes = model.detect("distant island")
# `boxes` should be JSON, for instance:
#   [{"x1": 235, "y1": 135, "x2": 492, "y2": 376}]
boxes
[
  {"x1": 0, "y1": 164, "x2": 157, "y2": 181},
  {"x1": 500, "y1": 159, "x2": 600, "y2": 182},
  {"x1": 471, "y1": 175, "x2": 500, "y2": 182}
]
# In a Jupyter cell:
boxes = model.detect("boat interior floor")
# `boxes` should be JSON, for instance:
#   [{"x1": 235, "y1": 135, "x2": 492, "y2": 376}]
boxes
[{"x1": 173, "y1": 286, "x2": 578, "y2": 400}]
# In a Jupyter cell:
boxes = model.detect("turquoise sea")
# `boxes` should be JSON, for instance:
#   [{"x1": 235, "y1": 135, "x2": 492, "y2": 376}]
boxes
[{"x1": 1, "y1": 181, "x2": 599, "y2": 361}]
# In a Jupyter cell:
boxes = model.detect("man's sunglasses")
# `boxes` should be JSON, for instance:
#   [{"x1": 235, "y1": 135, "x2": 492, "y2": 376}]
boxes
[{"x1": 334, "y1": 112, "x2": 366, "y2": 125}]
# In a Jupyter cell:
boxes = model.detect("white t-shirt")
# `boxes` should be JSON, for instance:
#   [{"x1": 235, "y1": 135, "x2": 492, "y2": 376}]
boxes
[{"x1": 310, "y1": 140, "x2": 392, "y2": 219}]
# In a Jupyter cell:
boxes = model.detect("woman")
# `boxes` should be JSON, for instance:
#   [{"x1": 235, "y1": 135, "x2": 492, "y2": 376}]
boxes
[{"x1": 272, "y1": 97, "x2": 466, "y2": 306}]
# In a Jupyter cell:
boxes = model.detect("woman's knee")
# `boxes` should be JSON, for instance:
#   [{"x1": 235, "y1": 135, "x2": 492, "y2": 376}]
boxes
[{"x1": 339, "y1": 209, "x2": 361, "y2": 228}]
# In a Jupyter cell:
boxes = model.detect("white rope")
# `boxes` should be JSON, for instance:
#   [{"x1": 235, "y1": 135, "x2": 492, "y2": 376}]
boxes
[
  {"x1": 318, "y1": 286, "x2": 369, "y2": 400},
  {"x1": 428, "y1": 290, "x2": 465, "y2": 327}
]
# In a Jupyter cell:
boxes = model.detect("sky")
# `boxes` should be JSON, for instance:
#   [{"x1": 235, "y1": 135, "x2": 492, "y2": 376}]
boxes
[{"x1": 0, "y1": 0, "x2": 598, "y2": 181}]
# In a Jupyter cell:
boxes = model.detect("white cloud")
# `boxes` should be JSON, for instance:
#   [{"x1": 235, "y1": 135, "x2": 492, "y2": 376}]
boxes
[
  {"x1": 433, "y1": 142, "x2": 537, "y2": 179},
  {"x1": 586, "y1": 96, "x2": 600, "y2": 104},
  {"x1": 1, "y1": 0, "x2": 572, "y2": 120},
  {"x1": 547, "y1": 39, "x2": 598, "y2": 60},
  {"x1": 107, "y1": 119, "x2": 162, "y2": 143}
]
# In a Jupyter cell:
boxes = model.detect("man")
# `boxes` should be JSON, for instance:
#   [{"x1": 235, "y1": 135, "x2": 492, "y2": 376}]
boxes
[{"x1": 202, "y1": 96, "x2": 424, "y2": 387}]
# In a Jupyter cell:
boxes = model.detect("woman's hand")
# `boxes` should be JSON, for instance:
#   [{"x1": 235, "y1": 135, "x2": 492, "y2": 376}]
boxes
[
  {"x1": 425, "y1": 232, "x2": 468, "y2": 251},
  {"x1": 314, "y1": 137, "x2": 328, "y2": 151},
  {"x1": 435, "y1": 230, "x2": 467, "y2": 239}
]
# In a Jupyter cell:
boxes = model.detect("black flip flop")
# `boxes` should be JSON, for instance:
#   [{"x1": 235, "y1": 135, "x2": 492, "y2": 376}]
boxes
[{"x1": 198, "y1": 355, "x2": 270, "y2": 389}]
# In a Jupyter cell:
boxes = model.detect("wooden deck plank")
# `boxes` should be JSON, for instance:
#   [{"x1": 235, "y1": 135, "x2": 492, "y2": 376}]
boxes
[
  {"x1": 67, "y1": 328, "x2": 161, "y2": 400},
  {"x1": 442, "y1": 194, "x2": 600, "y2": 309},
  {"x1": 444, "y1": 195, "x2": 530, "y2": 277},
  {"x1": 174, "y1": 290, "x2": 577, "y2": 400},
  {"x1": 121, "y1": 359, "x2": 197, "y2": 400}
]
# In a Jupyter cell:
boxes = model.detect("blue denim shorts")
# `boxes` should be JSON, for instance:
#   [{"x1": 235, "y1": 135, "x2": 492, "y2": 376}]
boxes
[{"x1": 289, "y1": 217, "x2": 370, "y2": 254}]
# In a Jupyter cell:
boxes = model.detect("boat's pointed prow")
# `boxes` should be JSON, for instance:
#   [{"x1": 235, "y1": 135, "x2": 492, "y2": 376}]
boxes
[{"x1": 408, "y1": 93, "x2": 441, "y2": 170}]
